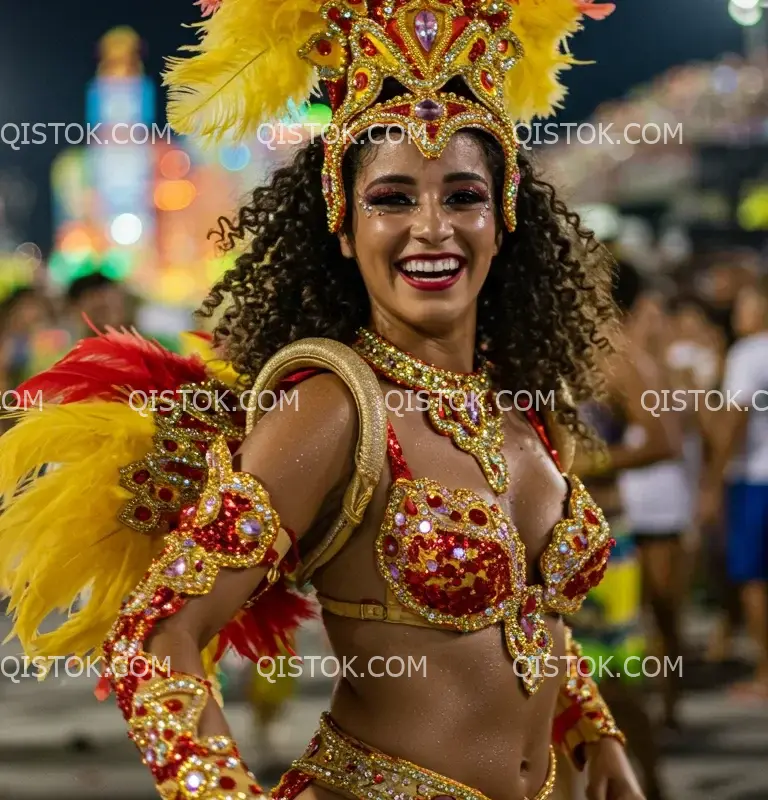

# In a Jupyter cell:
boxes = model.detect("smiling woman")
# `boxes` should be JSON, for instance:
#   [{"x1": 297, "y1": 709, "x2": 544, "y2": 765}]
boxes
[{"x1": 0, "y1": 3, "x2": 649, "y2": 800}]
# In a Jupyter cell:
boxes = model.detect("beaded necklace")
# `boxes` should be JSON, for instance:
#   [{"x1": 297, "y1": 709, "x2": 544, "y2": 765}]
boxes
[{"x1": 353, "y1": 328, "x2": 509, "y2": 494}]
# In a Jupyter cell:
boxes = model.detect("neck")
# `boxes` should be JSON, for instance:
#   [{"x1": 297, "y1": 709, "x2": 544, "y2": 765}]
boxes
[{"x1": 368, "y1": 308, "x2": 478, "y2": 373}]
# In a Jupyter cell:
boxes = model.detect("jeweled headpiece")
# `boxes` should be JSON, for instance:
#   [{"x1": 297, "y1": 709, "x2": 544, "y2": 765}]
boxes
[{"x1": 164, "y1": 0, "x2": 615, "y2": 232}]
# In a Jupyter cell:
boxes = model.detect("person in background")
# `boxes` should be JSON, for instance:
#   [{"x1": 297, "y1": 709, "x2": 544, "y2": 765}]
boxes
[
  {"x1": 564, "y1": 260, "x2": 678, "y2": 800},
  {"x1": 703, "y1": 274, "x2": 768, "y2": 699},
  {"x1": 66, "y1": 272, "x2": 133, "y2": 337},
  {"x1": 617, "y1": 286, "x2": 691, "y2": 733}
]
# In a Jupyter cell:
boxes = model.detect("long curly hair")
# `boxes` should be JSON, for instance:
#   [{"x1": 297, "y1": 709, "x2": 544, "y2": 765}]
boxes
[{"x1": 199, "y1": 132, "x2": 616, "y2": 443}]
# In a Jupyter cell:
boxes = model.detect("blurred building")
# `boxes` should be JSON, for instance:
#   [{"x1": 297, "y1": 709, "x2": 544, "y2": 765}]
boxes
[{"x1": 48, "y1": 26, "x2": 331, "y2": 316}]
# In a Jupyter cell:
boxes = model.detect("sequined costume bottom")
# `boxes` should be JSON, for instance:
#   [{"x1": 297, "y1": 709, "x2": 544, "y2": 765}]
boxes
[{"x1": 271, "y1": 713, "x2": 557, "y2": 800}]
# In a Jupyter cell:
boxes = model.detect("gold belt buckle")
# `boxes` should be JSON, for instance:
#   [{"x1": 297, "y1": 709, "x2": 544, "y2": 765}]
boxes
[{"x1": 359, "y1": 602, "x2": 387, "y2": 621}]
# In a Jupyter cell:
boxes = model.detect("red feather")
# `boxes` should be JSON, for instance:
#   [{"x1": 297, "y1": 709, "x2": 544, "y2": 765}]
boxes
[
  {"x1": 17, "y1": 327, "x2": 206, "y2": 405},
  {"x1": 215, "y1": 578, "x2": 317, "y2": 662}
]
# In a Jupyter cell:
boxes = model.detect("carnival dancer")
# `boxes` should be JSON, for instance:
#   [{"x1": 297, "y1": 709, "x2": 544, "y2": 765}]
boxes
[{"x1": 0, "y1": 2, "x2": 643, "y2": 799}]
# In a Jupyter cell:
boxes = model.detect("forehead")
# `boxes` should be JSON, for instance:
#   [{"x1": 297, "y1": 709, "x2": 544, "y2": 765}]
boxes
[{"x1": 356, "y1": 130, "x2": 490, "y2": 181}]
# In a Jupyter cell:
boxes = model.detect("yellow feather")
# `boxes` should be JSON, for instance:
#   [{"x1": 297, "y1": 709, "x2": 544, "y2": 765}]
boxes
[
  {"x1": 0, "y1": 403, "x2": 160, "y2": 663},
  {"x1": 163, "y1": 0, "x2": 326, "y2": 141},
  {"x1": 506, "y1": 0, "x2": 585, "y2": 123}
]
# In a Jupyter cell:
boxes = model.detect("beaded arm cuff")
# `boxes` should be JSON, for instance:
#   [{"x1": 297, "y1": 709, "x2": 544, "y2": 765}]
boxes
[
  {"x1": 102, "y1": 435, "x2": 289, "y2": 798},
  {"x1": 552, "y1": 628, "x2": 626, "y2": 770}
]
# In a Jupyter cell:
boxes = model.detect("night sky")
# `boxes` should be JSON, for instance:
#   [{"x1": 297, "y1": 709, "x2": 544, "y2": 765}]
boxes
[{"x1": 0, "y1": 0, "x2": 745, "y2": 252}]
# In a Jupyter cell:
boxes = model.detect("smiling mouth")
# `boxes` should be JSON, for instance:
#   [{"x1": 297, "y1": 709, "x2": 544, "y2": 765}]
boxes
[{"x1": 395, "y1": 256, "x2": 466, "y2": 283}]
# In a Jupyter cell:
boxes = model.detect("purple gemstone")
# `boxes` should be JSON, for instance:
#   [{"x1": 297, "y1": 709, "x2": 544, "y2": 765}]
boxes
[
  {"x1": 165, "y1": 557, "x2": 186, "y2": 577},
  {"x1": 419, "y1": 519, "x2": 432, "y2": 533},
  {"x1": 394, "y1": 512, "x2": 406, "y2": 527},
  {"x1": 414, "y1": 10, "x2": 438, "y2": 51},
  {"x1": 183, "y1": 538, "x2": 195, "y2": 548},
  {"x1": 204, "y1": 497, "x2": 216, "y2": 513},
  {"x1": 184, "y1": 770, "x2": 205, "y2": 791},
  {"x1": 520, "y1": 616, "x2": 534, "y2": 641},
  {"x1": 240, "y1": 519, "x2": 262, "y2": 537},
  {"x1": 437, "y1": 505, "x2": 449, "y2": 514},
  {"x1": 452, "y1": 547, "x2": 466, "y2": 560},
  {"x1": 426, "y1": 559, "x2": 438, "y2": 572},
  {"x1": 414, "y1": 99, "x2": 444, "y2": 121},
  {"x1": 145, "y1": 748, "x2": 156, "y2": 764},
  {"x1": 466, "y1": 393, "x2": 480, "y2": 424},
  {"x1": 322, "y1": 174, "x2": 332, "y2": 194},
  {"x1": 389, "y1": 564, "x2": 400, "y2": 580}
]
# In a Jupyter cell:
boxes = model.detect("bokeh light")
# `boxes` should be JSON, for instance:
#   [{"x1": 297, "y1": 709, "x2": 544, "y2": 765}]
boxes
[
  {"x1": 728, "y1": 1, "x2": 763, "y2": 25},
  {"x1": 154, "y1": 179, "x2": 198, "y2": 211},
  {"x1": 218, "y1": 143, "x2": 252, "y2": 171},
  {"x1": 110, "y1": 213, "x2": 143, "y2": 245},
  {"x1": 159, "y1": 149, "x2": 192, "y2": 180}
]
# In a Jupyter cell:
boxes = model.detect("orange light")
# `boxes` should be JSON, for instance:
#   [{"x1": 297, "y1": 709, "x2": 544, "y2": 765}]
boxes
[
  {"x1": 60, "y1": 228, "x2": 94, "y2": 253},
  {"x1": 154, "y1": 179, "x2": 197, "y2": 211},
  {"x1": 159, "y1": 150, "x2": 191, "y2": 180}
]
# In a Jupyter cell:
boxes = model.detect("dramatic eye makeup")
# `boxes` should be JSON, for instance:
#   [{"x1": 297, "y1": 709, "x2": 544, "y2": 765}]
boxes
[{"x1": 360, "y1": 170, "x2": 491, "y2": 213}]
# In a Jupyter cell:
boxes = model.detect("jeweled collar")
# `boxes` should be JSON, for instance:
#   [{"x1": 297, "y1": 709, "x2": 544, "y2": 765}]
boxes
[
  {"x1": 353, "y1": 328, "x2": 509, "y2": 494},
  {"x1": 352, "y1": 328, "x2": 491, "y2": 393}
]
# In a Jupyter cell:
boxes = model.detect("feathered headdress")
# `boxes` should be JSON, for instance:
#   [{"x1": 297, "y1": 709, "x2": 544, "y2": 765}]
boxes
[{"x1": 164, "y1": 0, "x2": 615, "y2": 231}]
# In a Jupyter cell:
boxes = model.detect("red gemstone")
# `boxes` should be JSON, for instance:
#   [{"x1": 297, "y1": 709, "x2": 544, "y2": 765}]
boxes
[
  {"x1": 134, "y1": 506, "x2": 152, "y2": 522},
  {"x1": 468, "y1": 508, "x2": 487, "y2": 526},
  {"x1": 354, "y1": 72, "x2": 368, "y2": 91},
  {"x1": 307, "y1": 735, "x2": 321, "y2": 757},
  {"x1": 522, "y1": 594, "x2": 537, "y2": 615},
  {"x1": 327, "y1": 6, "x2": 352, "y2": 32},
  {"x1": 195, "y1": 560, "x2": 204, "y2": 572},
  {"x1": 373, "y1": 774, "x2": 385, "y2": 784},
  {"x1": 388, "y1": 103, "x2": 412, "y2": 116},
  {"x1": 497, "y1": 39, "x2": 509, "y2": 53},
  {"x1": 426, "y1": 123, "x2": 439, "y2": 139},
  {"x1": 384, "y1": 535, "x2": 399, "y2": 557},
  {"x1": 427, "y1": 494, "x2": 443, "y2": 508},
  {"x1": 469, "y1": 39, "x2": 486, "y2": 62},
  {"x1": 450, "y1": 510, "x2": 462, "y2": 522},
  {"x1": 346, "y1": 762, "x2": 357, "y2": 772},
  {"x1": 135, "y1": 705, "x2": 147, "y2": 716},
  {"x1": 163, "y1": 728, "x2": 175, "y2": 740},
  {"x1": 537, "y1": 634, "x2": 548, "y2": 647},
  {"x1": 360, "y1": 35, "x2": 377, "y2": 56},
  {"x1": 316, "y1": 39, "x2": 332, "y2": 56},
  {"x1": 158, "y1": 487, "x2": 173, "y2": 503},
  {"x1": 573, "y1": 536, "x2": 586, "y2": 552},
  {"x1": 446, "y1": 102, "x2": 467, "y2": 116},
  {"x1": 164, "y1": 698, "x2": 183, "y2": 712},
  {"x1": 480, "y1": 70, "x2": 494, "y2": 91},
  {"x1": 584, "y1": 509, "x2": 598, "y2": 525},
  {"x1": 219, "y1": 777, "x2": 237, "y2": 790},
  {"x1": 249, "y1": 786, "x2": 262, "y2": 794},
  {"x1": 163, "y1": 440, "x2": 178, "y2": 452},
  {"x1": 404, "y1": 497, "x2": 418, "y2": 516},
  {"x1": 133, "y1": 470, "x2": 150, "y2": 484}
]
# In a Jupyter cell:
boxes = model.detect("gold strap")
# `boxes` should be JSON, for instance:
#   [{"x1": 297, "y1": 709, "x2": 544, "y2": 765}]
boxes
[
  {"x1": 245, "y1": 338, "x2": 388, "y2": 584},
  {"x1": 316, "y1": 592, "x2": 439, "y2": 629}
]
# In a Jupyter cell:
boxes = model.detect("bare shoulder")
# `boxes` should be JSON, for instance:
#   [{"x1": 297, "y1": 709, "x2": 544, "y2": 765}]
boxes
[{"x1": 236, "y1": 372, "x2": 359, "y2": 536}]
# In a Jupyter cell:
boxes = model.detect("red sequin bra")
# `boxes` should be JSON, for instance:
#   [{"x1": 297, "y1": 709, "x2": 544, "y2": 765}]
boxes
[{"x1": 317, "y1": 330, "x2": 615, "y2": 695}]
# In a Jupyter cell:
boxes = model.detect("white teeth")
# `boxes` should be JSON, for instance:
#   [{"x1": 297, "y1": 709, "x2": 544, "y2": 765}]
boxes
[{"x1": 401, "y1": 257, "x2": 461, "y2": 276}]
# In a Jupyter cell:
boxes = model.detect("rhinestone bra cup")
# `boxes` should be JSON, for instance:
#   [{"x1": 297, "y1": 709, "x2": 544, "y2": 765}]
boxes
[{"x1": 377, "y1": 475, "x2": 614, "y2": 695}]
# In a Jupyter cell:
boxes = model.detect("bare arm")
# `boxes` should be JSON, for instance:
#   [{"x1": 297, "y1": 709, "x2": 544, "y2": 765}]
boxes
[{"x1": 109, "y1": 373, "x2": 358, "y2": 795}]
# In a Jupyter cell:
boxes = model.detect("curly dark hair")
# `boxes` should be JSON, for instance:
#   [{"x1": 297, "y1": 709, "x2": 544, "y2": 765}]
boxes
[{"x1": 199, "y1": 131, "x2": 616, "y2": 443}]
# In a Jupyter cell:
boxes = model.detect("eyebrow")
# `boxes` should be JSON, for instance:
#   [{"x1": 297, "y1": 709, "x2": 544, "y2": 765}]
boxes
[{"x1": 365, "y1": 171, "x2": 489, "y2": 190}]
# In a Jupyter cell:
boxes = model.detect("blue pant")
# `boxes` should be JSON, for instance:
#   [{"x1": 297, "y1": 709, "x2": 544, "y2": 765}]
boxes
[{"x1": 727, "y1": 482, "x2": 768, "y2": 583}]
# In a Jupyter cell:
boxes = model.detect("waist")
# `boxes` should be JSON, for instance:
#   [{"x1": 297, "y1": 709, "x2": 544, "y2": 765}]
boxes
[{"x1": 289, "y1": 710, "x2": 557, "y2": 800}]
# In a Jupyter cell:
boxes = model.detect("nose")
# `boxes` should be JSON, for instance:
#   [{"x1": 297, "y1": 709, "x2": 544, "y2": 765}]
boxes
[{"x1": 410, "y1": 198, "x2": 453, "y2": 246}]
